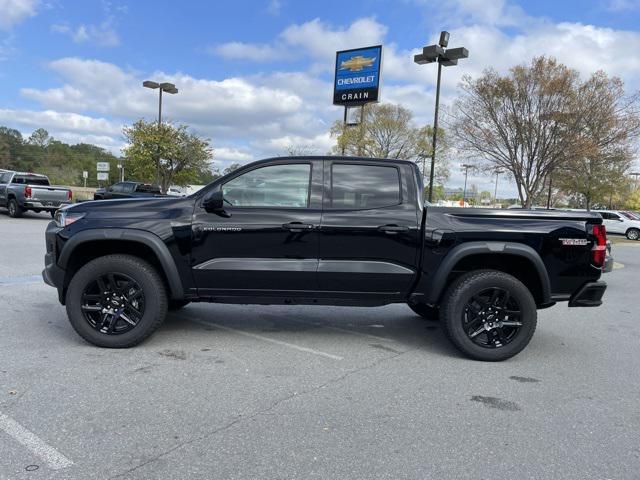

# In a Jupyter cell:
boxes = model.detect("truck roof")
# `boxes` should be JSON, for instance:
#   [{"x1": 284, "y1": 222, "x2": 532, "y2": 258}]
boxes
[{"x1": 262, "y1": 155, "x2": 417, "y2": 165}]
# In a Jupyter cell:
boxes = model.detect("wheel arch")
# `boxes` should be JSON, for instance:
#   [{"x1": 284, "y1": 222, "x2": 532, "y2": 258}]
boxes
[
  {"x1": 420, "y1": 242, "x2": 552, "y2": 307},
  {"x1": 58, "y1": 229, "x2": 184, "y2": 301}
]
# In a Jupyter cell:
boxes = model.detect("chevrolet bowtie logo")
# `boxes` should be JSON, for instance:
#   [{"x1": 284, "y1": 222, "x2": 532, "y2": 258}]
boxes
[{"x1": 340, "y1": 55, "x2": 376, "y2": 72}]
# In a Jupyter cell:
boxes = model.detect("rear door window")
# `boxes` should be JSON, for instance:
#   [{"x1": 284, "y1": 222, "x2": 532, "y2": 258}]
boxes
[{"x1": 330, "y1": 163, "x2": 401, "y2": 209}]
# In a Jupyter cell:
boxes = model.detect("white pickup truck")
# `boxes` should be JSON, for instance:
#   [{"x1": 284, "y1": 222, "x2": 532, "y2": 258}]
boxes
[{"x1": 0, "y1": 171, "x2": 72, "y2": 218}]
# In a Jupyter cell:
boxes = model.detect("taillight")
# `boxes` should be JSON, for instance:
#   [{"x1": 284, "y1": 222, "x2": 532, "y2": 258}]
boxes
[
  {"x1": 24, "y1": 186, "x2": 32, "y2": 198},
  {"x1": 591, "y1": 224, "x2": 607, "y2": 268},
  {"x1": 67, "y1": 190, "x2": 72, "y2": 201}
]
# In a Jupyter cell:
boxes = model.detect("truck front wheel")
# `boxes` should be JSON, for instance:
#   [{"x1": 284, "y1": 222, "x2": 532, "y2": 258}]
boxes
[
  {"x1": 440, "y1": 270, "x2": 537, "y2": 361},
  {"x1": 65, "y1": 254, "x2": 168, "y2": 348}
]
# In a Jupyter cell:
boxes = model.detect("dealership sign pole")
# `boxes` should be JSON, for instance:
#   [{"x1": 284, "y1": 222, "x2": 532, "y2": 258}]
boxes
[{"x1": 333, "y1": 45, "x2": 382, "y2": 156}]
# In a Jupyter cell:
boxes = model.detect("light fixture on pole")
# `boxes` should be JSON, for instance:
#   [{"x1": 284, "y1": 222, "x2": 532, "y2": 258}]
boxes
[
  {"x1": 143, "y1": 80, "x2": 179, "y2": 188},
  {"x1": 414, "y1": 31, "x2": 468, "y2": 203},
  {"x1": 462, "y1": 163, "x2": 473, "y2": 208}
]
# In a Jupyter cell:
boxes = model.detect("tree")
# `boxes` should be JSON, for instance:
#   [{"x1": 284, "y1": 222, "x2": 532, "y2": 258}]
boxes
[
  {"x1": 626, "y1": 189, "x2": 640, "y2": 210},
  {"x1": 285, "y1": 144, "x2": 317, "y2": 156},
  {"x1": 122, "y1": 120, "x2": 214, "y2": 193},
  {"x1": 330, "y1": 103, "x2": 450, "y2": 186},
  {"x1": 451, "y1": 57, "x2": 583, "y2": 208},
  {"x1": 222, "y1": 163, "x2": 242, "y2": 176},
  {"x1": 452, "y1": 57, "x2": 640, "y2": 209},
  {"x1": 553, "y1": 72, "x2": 640, "y2": 209},
  {"x1": 27, "y1": 128, "x2": 51, "y2": 148}
]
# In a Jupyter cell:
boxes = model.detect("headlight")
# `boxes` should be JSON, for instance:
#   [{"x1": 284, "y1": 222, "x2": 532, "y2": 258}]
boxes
[{"x1": 54, "y1": 210, "x2": 85, "y2": 228}]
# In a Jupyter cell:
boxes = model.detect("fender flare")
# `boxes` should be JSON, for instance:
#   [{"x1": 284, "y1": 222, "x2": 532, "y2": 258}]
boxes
[
  {"x1": 423, "y1": 241, "x2": 551, "y2": 305},
  {"x1": 57, "y1": 228, "x2": 184, "y2": 300}
]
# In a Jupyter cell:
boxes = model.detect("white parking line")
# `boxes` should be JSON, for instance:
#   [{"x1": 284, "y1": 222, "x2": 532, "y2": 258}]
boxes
[
  {"x1": 0, "y1": 411, "x2": 73, "y2": 470},
  {"x1": 186, "y1": 317, "x2": 344, "y2": 361}
]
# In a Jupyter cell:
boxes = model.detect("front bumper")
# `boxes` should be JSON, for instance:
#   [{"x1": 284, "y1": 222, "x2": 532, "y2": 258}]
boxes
[
  {"x1": 568, "y1": 281, "x2": 607, "y2": 307},
  {"x1": 43, "y1": 221, "x2": 66, "y2": 304}
]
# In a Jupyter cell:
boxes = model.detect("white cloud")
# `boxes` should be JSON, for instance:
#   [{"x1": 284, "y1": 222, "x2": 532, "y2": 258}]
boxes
[
  {"x1": 0, "y1": 0, "x2": 38, "y2": 30},
  {"x1": 266, "y1": 0, "x2": 282, "y2": 16},
  {"x1": 50, "y1": 1, "x2": 123, "y2": 47},
  {"x1": 51, "y1": 20, "x2": 120, "y2": 46},
  {"x1": 605, "y1": 0, "x2": 640, "y2": 11},
  {"x1": 210, "y1": 17, "x2": 387, "y2": 70},
  {"x1": 209, "y1": 41, "x2": 284, "y2": 62}
]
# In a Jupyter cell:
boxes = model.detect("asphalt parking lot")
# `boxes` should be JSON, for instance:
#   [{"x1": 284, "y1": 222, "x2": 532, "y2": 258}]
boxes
[{"x1": 1, "y1": 211, "x2": 639, "y2": 480}]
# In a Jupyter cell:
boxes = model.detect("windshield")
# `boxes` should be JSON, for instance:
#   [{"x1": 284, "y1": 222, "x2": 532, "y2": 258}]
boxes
[{"x1": 620, "y1": 211, "x2": 640, "y2": 220}]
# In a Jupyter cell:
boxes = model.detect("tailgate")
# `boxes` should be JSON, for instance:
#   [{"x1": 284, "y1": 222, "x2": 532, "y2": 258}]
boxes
[{"x1": 30, "y1": 186, "x2": 70, "y2": 203}]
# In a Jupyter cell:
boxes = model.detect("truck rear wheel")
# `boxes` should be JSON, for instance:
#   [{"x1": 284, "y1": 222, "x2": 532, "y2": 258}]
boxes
[
  {"x1": 65, "y1": 254, "x2": 168, "y2": 348},
  {"x1": 407, "y1": 303, "x2": 439, "y2": 321},
  {"x1": 8, "y1": 198, "x2": 23, "y2": 218},
  {"x1": 440, "y1": 270, "x2": 537, "y2": 361}
]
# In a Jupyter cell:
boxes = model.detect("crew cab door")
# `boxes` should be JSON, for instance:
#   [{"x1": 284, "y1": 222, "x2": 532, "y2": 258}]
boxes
[
  {"x1": 317, "y1": 160, "x2": 421, "y2": 295},
  {"x1": 190, "y1": 160, "x2": 323, "y2": 294}
]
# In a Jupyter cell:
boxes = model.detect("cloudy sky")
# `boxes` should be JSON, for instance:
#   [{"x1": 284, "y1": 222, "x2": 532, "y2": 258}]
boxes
[{"x1": 1, "y1": 0, "x2": 639, "y2": 195}]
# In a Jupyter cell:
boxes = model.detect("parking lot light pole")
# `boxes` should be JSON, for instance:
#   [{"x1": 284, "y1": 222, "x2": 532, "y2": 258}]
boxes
[
  {"x1": 493, "y1": 169, "x2": 504, "y2": 204},
  {"x1": 462, "y1": 163, "x2": 472, "y2": 208},
  {"x1": 143, "y1": 80, "x2": 178, "y2": 188},
  {"x1": 414, "y1": 31, "x2": 468, "y2": 202}
]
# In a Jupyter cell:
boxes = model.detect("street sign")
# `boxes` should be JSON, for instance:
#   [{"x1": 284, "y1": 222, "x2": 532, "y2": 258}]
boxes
[
  {"x1": 333, "y1": 45, "x2": 382, "y2": 106},
  {"x1": 82, "y1": 171, "x2": 88, "y2": 179},
  {"x1": 97, "y1": 172, "x2": 109, "y2": 181},
  {"x1": 96, "y1": 162, "x2": 110, "y2": 172}
]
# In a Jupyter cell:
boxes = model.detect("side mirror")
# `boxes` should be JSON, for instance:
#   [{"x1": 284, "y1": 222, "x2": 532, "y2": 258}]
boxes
[{"x1": 203, "y1": 190, "x2": 224, "y2": 213}]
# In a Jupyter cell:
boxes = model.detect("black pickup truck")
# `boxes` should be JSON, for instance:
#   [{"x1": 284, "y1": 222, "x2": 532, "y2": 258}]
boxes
[
  {"x1": 43, "y1": 157, "x2": 612, "y2": 361},
  {"x1": 93, "y1": 181, "x2": 162, "y2": 200}
]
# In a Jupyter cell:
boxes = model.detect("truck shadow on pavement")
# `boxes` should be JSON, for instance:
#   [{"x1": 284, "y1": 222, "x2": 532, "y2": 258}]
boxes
[{"x1": 158, "y1": 303, "x2": 463, "y2": 359}]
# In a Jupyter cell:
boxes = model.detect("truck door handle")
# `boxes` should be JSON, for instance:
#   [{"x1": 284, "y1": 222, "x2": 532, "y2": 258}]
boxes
[
  {"x1": 378, "y1": 224, "x2": 409, "y2": 234},
  {"x1": 282, "y1": 222, "x2": 314, "y2": 232}
]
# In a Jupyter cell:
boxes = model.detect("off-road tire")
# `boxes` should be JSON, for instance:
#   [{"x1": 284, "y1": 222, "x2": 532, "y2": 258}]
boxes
[
  {"x1": 441, "y1": 270, "x2": 537, "y2": 361},
  {"x1": 8, "y1": 198, "x2": 23, "y2": 218},
  {"x1": 65, "y1": 254, "x2": 168, "y2": 348},
  {"x1": 407, "y1": 303, "x2": 440, "y2": 321}
]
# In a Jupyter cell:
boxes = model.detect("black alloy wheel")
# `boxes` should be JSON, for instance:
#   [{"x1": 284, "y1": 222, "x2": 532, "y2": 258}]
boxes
[
  {"x1": 441, "y1": 270, "x2": 537, "y2": 361},
  {"x1": 65, "y1": 254, "x2": 167, "y2": 348},
  {"x1": 462, "y1": 287, "x2": 522, "y2": 348},
  {"x1": 80, "y1": 273, "x2": 145, "y2": 335}
]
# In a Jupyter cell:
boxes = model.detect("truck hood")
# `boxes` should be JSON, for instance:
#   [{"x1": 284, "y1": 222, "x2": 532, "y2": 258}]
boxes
[{"x1": 67, "y1": 196, "x2": 194, "y2": 214}]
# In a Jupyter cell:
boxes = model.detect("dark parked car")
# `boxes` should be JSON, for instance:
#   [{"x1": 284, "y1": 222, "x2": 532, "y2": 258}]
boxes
[
  {"x1": 43, "y1": 156, "x2": 612, "y2": 361},
  {"x1": 94, "y1": 181, "x2": 162, "y2": 200}
]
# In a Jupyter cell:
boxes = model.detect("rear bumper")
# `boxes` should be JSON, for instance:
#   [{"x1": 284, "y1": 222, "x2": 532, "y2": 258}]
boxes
[
  {"x1": 568, "y1": 281, "x2": 607, "y2": 307},
  {"x1": 24, "y1": 201, "x2": 71, "y2": 211}
]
